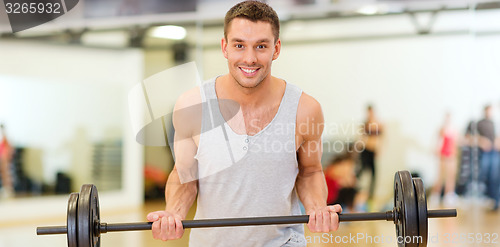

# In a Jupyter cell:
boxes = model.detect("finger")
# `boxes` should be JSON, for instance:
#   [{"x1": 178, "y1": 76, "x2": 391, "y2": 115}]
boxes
[
  {"x1": 328, "y1": 204, "x2": 342, "y2": 214},
  {"x1": 322, "y1": 211, "x2": 330, "y2": 232},
  {"x1": 308, "y1": 211, "x2": 317, "y2": 232},
  {"x1": 147, "y1": 214, "x2": 159, "y2": 222},
  {"x1": 167, "y1": 216, "x2": 176, "y2": 240},
  {"x1": 151, "y1": 220, "x2": 161, "y2": 240},
  {"x1": 147, "y1": 211, "x2": 165, "y2": 222},
  {"x1": 330, "y1": 210, "x2": 336, "y2": 231},
  {"x1": 175, "y1": 217, "x2": 184, "y2": 239},
  {"x1": 332, "y1": 211, "x2": 340, "y2": 231},
  {"x1": 315, "y1": 211, "x2": 323, "y2": 233},
  {"x1": 327, "y1": 205, "x2": 342, "y2": 231},
  {"x1": 331, "y1": 211, "x2": 340, "y2": 231},
  {"x1": 336, "y1": 204, "x2": 343, "y2": 214},
  {"x1": 160, "y1": 217, "x2": 169, "y2": 241}
]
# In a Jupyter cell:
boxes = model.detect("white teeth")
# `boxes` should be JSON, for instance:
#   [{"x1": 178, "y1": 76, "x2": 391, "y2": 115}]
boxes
[{"x1": 241, "y1": 68, "x2": 257, "y2": 73}]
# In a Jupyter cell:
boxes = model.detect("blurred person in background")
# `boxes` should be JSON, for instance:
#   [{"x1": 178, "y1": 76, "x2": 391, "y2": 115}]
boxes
[
  {"x1": 430, "y1": 112, "x2": 458, "y2": 207},
  {"x1": 324, "y1": 152, "x2": 365, "y2": 212},
  {"x1": 0, "y1": 123, "x2": 14, "y2": 199},
  {"x1": 495, "y1": 102, "x2": 500, "y2": 210},
  {"x1": 454, "y1": 120, "x2": 478, "y2": 197},
  {"x1": 477, "y1": 104, "x2": 499, "y2": 210},
  {"x1": 357, "y1": 104, "x2": 383, "y2": 202}
]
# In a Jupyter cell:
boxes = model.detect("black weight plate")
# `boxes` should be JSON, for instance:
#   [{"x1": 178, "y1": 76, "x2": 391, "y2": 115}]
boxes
[
  {"x1": 78, "y1": 184, "x2": 101, "y2": 247},
  {"x1": 91, "y1": 185, "x2": 101, "y2": 247},
  {"x1": 413, "y1": 178, "x2": 428, "y2": 247},
  {"x1": 394, "y1": 171, "x2": 418, "y2": 247},
  {"x1": 93, "y1": 186, "x2": 101, "y2": 247},
  {"x1": 67, "y1": 193, "x2": 79, "y2": 247}
]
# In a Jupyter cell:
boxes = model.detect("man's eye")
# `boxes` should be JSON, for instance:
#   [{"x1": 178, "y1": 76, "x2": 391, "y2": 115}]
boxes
[
  {"x1": 257, "y1": 45, "x2": 266, "y2": 49},
  {"x1": 236, "y1": 44, "x2": 243, "y2": 48}
]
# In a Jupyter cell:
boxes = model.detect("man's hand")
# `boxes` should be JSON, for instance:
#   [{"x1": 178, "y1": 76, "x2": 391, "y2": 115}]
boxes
[
  {"x1": 479, "y1": 136, "x2": 492, "y2": 152},
  {"x1": 306, "y1": 204, "x2": 342, "y2": 232},
  {"x1": 147, "y1": 211, "x2": 185, "y2": 241}
]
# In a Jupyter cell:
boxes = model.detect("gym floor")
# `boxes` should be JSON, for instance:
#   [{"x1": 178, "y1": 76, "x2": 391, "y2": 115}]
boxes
[{"x1": 1, "y1": 198, "x2": 498, "y2": 247}]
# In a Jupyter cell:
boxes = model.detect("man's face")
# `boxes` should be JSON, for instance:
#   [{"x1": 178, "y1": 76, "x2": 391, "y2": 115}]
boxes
[
  {"x1": 485, "y1": 106, "x2": 492, "y2": 119},
  {"x1": 222, "y1": 18, "x2": 281, "y2": 89},
  {"x1": 367, "y1": 109, "x2": 374, "y2": 118}
]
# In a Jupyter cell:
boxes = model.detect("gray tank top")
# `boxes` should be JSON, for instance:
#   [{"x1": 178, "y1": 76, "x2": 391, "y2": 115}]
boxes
[{"x1": 189, "y1": 77, "x2": 306, "y2": 247}]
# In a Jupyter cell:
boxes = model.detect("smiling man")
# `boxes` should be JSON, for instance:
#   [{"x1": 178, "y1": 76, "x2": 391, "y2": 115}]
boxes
[{"x1": 147, "y1": 1, "x2": 342, "y2": 246}]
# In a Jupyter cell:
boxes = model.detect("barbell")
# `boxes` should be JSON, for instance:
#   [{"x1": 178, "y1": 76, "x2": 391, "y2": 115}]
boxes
[{"x1": 36, "y1": 170, "x2": 456, "y2": 247}]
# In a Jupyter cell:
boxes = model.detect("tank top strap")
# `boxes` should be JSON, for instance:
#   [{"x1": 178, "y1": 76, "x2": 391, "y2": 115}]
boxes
[
  {"x1": 199, "y1": 78, "x2": 222, "y2": 132},
  {"x1": 200, "y1": 78, "x2": 217, "y2": 101},
  {"x1": 276, "y1": 81, "x2": 302, "y2": 123}
]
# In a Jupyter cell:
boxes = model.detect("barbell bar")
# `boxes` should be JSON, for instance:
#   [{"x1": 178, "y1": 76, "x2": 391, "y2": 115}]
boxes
[{"x1": 37, "y1": 209, "x2": 456, "y2": 235}]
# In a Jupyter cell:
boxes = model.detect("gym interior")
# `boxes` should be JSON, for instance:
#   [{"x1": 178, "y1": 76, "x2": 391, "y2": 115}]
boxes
[{"x1": 1, "y1": 0, "x2": 500, "y2": 246}]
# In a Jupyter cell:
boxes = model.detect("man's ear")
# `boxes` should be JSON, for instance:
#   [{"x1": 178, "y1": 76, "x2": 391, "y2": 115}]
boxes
[
  {"x1": 272, "y1": 38, "x2": 281, "y2": 60},
  {"x1": 221, "y1": 37, "x2": 228, "y2": 59}
]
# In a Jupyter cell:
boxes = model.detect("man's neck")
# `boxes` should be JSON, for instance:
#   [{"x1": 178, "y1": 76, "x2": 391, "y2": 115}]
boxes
[{"x1": 216, "y1": 74, "x2": 281, "y2": 109}]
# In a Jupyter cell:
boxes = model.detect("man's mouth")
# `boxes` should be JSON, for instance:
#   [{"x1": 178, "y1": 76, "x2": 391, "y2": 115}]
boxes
[{"x1": 239, "y1": 67, "x2": 259, "y2": 76}]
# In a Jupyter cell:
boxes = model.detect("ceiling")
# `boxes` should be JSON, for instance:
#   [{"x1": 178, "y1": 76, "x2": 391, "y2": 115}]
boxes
[{"x1": 1, "y1": 0, "x2": 499, "y2": 48}]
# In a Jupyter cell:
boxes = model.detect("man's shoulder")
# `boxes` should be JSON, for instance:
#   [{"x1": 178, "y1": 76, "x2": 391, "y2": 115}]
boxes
[
  {"x1": 296, "y1": 92, "x2": 324, "y2": 139},
  {"x1": 477, "y1": 118, "x2": 493, "y2": 128},
  {"x1": 172, "y1": 86, "x2": 203, "y2": 137},
  {"x1": 174, "y1": 86, "x2": 202, "y2": 111},
  {"x1": 297, "y1": 92, "x2": 322, "y2": 122}
]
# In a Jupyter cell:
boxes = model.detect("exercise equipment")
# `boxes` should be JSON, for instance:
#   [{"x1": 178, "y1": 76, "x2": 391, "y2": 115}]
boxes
[{"x1": 36, "y1": 170, "x2": 456, "y2": 247}]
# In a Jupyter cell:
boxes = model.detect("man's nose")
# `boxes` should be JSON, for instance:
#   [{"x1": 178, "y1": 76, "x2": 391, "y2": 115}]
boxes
[{"x1": 242, "y1": 48, "x2": 257, "y2": 65}]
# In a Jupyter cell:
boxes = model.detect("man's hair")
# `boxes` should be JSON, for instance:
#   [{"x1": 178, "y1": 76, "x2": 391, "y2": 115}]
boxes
[{"x1": 224, "y1": 0, "x2": 280, "y2": 43}]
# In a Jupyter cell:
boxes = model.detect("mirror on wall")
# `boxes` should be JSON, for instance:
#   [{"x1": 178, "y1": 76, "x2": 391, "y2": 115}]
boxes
[
  {"x1": 0, "y1": 76, "x2": 125, "y2": 198},
  {"x1": 0, "y1": 42, "x2": 143, "y2": 200}
]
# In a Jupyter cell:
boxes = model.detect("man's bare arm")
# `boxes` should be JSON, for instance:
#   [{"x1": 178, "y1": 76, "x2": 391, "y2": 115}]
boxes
[
  {"x1": 148, "y1": 87, "x2": 201, "y2": 241},
  {"x1": 165, "y1": 86, "x2": 201, "y2": 216},
  {"x1": 295, "y1": 93, "x2": 341, "y2": 233},
  {"x1": 295, "y1": 93, "x2": 326, "y2": 210},
  {"x1": 164, "y1": 168, "x2": 197, "y2": 218}
]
